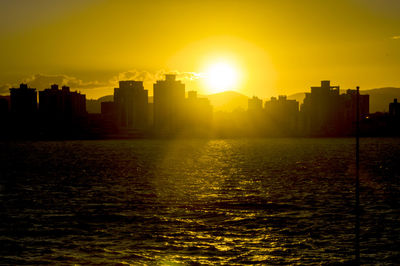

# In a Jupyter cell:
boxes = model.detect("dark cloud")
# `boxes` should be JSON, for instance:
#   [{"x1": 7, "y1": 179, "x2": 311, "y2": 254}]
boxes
[
  {"x1": 113, "y1": 69, "x2": 202, "y2": 84},
  {"x1": 0, "y1": 70, "x2": 203, "y2": 96},
  {"x1": 23, "y1": 74, "x2": 107, "y2": 90},
  {"x1": 115, "y1": 70, "x2": 159, "y2": 83}
]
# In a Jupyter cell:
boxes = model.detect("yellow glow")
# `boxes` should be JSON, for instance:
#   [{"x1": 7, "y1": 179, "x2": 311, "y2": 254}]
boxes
[
  {"x1": 205, "y1": 62, "x2": 239, "y2": 93},
  {"x1": 2, "y1": 1, "x2": 399, "y2": 99}
]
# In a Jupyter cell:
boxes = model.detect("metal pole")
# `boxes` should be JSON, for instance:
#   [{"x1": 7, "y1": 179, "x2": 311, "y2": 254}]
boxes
[{"x1": 355, "y1": 86, "x2": 360, "y2": 265}]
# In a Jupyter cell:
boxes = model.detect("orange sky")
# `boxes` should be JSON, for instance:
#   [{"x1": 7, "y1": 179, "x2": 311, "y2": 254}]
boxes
[{"x1": 1, "y1": 0, "x2": 400, "y2": 99}]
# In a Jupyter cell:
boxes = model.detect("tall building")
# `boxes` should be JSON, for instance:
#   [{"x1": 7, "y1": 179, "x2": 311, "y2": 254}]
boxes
[
  {"x1": 342, "y1": 89, "x2": 369, "y2": 134},
  {"x1": 248, "y1": 96, "x2": 263, "y2": 111},
  {"x1": 0, "y1": 96, "x2": 10, "y2": 116},
  {"x1": 37, "y1": 84, "x2": 86, "y2": 137},
  {"x1": 0, "y1": 96, "x2": 10, "y2": 136},
  {"x1": 246, "y1": 96, "x2": 264, "y2": 136},
  {"x1": 39, "y1": 84, "x2": 86, "y2": 119},
  {"x1": 389, "y1": 98, "x2": 400, "y2": 118},
  {"x1": 67, "y1": 87, "x2": 86, "y2": 117},
  {"x1": 264, "y1": 95, "x2": 299, "y2": 136},
  {"x1": 100, "y1": 101, "x2": 117, "y2": 134},
  {"x1": 153, "y1": 74, "x2": 185, "y2": 134},
  {"x1": 388, "y1": 98, "x2": 400, "y2": 134},
  {"x1": 39, "y1": 84, "x2": 62, "y2": 116},
  {"x1": 264, "y1": 95, "x2": 299, "y2": 115},
  {"x1": 185, "y1": 91, "x2": 213, "y2": 135},
  {"x1": 300, "y1": 80, "x2": 342, "y2": 135},
  {"x1": 114, "y1": 80, "x2": 148, "y2": 131},
  {"x1": 9, "y1": 84, "x2": 38, "y2": 134},
  {"x1": 300, "y1": 81, "x2": 369, "y2": 136},
  {"x1": 10, "y1": 84, "x2": 37, "y2": 115}
]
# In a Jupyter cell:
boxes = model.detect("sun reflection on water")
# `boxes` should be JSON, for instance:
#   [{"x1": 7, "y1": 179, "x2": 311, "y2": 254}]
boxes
[{"x1": 2, "y1": 139, "x2": 400, "y2": 264}]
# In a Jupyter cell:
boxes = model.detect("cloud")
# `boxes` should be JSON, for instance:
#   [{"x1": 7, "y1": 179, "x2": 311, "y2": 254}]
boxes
[
  {"x1": 0, "y1": 70, "x2": 205, "y2": 98},
  {"x1": 171, "y1": 71, "x2": 204, "y2": 81},
  {"x1": 391, "y1": 35, "x2": 400, "y2": 40},
  {"x1": 22, "y1": 74, "x2": 108, "y2": 90},
  {"x1": 112, "y1": 69, "x2": 203, "y2": 84},
  {"x1": 113, "y1": 70, "x2": 162, "y2": 83},
  {"x1": 1, "y1": 74, "x2": 110, "y2": 97}
]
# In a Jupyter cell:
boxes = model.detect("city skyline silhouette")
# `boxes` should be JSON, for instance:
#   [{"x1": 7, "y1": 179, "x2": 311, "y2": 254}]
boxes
[{"x1": 1, "y1": 75, "x2": 399, "y2": 139}]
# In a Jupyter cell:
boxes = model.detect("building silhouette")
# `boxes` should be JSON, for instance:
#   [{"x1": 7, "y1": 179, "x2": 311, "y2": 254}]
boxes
[
  {"x1": 8, "y1": 84, "x2": 38, "y2": 136},
  {"x1": 248, "y1": 96, "x2": 263, "y2": 111},
  {"x1": 264, "y1": 95, "x2": 299, "y2": 136},
  {"x1": 185, "y1": 91, "x2": 213, "y2": 135},
  {"x1": 100, "y1": 101, "x2": 117, "y2": 134},
  {"x1": 300, "y1": 81, "x2": 369, "y2": 136},
  {"x1": 39, "y1": 84, "x2": 63, "y2": 118},
  {"x1": 153, "y1": 74, "x2": 185, "y2": 135},
  {"x1": 0, "y1": 77, "x2": 383, "y2": 139},
  {"x1": 39, "y1": 84, "x2": 86, "y2": 119},
  {"x1": 36, "y1": 84, "x2": 87, "y2": 137},
  {"x1": 69, "y1": 88, "x2": 86, "y2": 117},
  {"x1": 10, "y1": 84, "x2": 37, "y2": 115},
  {"x1": 341, "y1": 89, "x2": 369, "y2": 134},
  {"x1": 114, "y1": 81, "x2": 148, "y2": 133},
  {"x1": 0, "y1": 96, "x2": 10, "y2": 137},
  {"x1": 361, "y1": 99, "x2": 396, "y2": 136},
  {"x1": 388, "y1": 98, "x2": 400, "y2": 134},
  {"x1": 300, "y1": 80, "x2": 341, "y2": 135},
  {"x1": 246, "y1": 96, "x2": 264, "y2": 136},
  {"x1": 0, "y1": 96, "x2": 10, "y2": 116},
  {"x1": 389, "y1": 98, "x2": 400, "y2": 118}
]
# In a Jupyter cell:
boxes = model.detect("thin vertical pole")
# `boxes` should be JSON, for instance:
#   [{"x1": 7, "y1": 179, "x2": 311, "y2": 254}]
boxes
[{"x1": 355, "y1": 86, "x2": 360, "y2": 265}]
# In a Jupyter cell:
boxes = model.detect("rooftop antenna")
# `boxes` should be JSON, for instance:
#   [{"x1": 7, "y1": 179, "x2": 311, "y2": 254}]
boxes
[{"x1": 355, "y1": 86, "x2": 360, "y2": 265}]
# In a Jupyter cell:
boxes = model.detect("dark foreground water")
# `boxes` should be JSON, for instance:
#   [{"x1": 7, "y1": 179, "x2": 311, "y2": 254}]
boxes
[{"x1": 1, "y1": 138, "x2": 399, "y2": 265}]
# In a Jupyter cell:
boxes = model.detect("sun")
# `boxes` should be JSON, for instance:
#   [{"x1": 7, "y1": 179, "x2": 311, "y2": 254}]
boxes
[{"x1": 205, "y1": 62, "x2": 239, "y2": 93}]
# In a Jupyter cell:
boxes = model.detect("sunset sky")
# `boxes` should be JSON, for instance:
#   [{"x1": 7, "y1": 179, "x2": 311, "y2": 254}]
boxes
[{"x1": 1, "y1": 0, "x2": 399, "y2": 99}]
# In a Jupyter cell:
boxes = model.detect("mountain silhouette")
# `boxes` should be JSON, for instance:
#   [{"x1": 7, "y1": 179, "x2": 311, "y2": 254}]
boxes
[
  {"x1": 86, "y1": 95, "x2": 113, "y2": 113},
  {"x1": 287, "y1": 92, "x2": 306, "y2": 104},
  {"x1": 363, "y1": 87, "x2": 400, "y2": 113}
]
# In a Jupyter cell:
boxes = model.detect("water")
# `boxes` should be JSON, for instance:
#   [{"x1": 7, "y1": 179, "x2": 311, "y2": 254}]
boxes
[{"x1": 1, "y1": 138, "x2": 399, "y2": 265}]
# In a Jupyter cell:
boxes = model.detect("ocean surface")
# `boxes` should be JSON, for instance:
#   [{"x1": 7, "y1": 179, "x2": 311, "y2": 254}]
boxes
[{"x1": 1, "y1": 138, "x2": 399, "y2": 265}]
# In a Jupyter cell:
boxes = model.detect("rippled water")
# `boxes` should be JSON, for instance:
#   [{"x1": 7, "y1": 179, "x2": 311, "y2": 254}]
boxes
[{"x1": 1, "y1": 138, "x2": 400, "y2": 265}]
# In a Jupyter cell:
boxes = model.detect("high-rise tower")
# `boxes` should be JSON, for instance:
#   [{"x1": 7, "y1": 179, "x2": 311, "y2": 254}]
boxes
[
  {"x1": 114, "y1": 81, "x2": 148, "y2": 131},
  {"x1": 153, "y1": 74, "x2": 185, "y2": 134}
]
